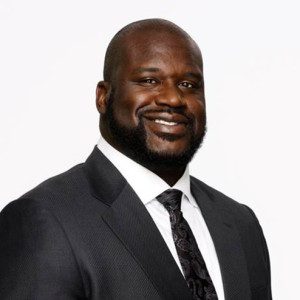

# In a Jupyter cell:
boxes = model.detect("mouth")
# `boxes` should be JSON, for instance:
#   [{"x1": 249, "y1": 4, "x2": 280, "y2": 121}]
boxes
[
  {"x1": 141, "y1": 112, "x2": 190, "y2": 138},
  {"x1": 142, "y1": 112, "x2": 189, "y2": 125},
  {"x1": 154, "y1": 119, "x2": 179, "y2": 126}
]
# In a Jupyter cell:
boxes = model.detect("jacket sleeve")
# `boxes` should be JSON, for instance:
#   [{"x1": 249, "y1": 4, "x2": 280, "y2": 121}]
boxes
[
  {"x1": 243, "y1": 204, "x2": 272, "y2": 300},
  {"x1": 0, "y1": 198, "x2": 86, "y2": 300}
]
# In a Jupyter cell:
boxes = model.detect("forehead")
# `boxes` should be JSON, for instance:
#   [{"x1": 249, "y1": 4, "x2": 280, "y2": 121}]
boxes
[{"x1": 118, "y1": 30, "x2": 202, "y2": 73}]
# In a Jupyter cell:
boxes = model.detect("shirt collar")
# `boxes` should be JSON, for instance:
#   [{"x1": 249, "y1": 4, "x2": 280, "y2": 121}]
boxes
[{"x1": 97, "y1": 134, "x2": 197, "y2": 207}]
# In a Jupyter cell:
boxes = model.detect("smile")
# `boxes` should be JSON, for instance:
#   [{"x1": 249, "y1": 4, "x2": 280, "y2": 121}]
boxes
[
  {"x1": 142, "y1": 112, "x2": 189, "y2": 126},
  {"x1": 154, "y1": 119, "x2": 178, "y2": 126}
]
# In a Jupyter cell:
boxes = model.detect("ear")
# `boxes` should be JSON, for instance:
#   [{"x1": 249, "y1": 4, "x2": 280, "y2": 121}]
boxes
[{"x1": 96, "y1": 81, "x2": 111, "y2": 114}]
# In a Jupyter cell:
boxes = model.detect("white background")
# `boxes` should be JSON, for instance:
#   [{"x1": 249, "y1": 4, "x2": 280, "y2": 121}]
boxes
[{"x1": 1, "y1": 0, "x2": 299, "y2": 298}]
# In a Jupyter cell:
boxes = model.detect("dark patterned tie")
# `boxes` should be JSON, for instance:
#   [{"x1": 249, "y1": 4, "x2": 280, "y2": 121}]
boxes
[{"x1": 157, "y1": 189, "x2": 218, "y2": 300}]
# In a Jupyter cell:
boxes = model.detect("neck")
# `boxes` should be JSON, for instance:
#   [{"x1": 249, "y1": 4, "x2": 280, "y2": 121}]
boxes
[
  {"x1": 120, "y1": 147, "x2": 187, "y2": 186},
  {"x1": 146, "y1": 164, "x2": 186, "y2": 186},
  {"x1": 122, "y1": 150, "x2": 186, "y2": 187}
]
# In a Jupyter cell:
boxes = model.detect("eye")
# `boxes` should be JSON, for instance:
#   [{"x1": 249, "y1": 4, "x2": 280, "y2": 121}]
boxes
[
  {"x1": 140, "y1": 78, "x2": 158, "y2": 84},
  {"x1": 179, "y1": 81, "x2": 195, "y2": 89},
  {"x1": 178, "y1": 81, "x2": 201, "y2": 89}
]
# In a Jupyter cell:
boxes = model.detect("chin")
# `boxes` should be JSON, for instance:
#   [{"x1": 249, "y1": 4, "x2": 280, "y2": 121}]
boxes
[
  {"x1": 140, "y1": 142, "x2": 199, "y2": 169},
  {"x1": 147, "y1": 144, "x2": 191, "y2": 158},
  {"x1": 146, "y1": 132, "x2": 191, "y2": 151}
]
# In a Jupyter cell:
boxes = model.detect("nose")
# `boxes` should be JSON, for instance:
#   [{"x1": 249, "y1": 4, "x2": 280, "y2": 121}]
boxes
[{"x1": 155, "y1": 82, "x2": 185, "y2": 108}]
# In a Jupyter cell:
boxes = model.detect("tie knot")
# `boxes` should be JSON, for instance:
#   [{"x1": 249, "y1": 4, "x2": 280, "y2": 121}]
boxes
[{"x1": 156, "y1": 189, "x2": 183, "y2": 212}]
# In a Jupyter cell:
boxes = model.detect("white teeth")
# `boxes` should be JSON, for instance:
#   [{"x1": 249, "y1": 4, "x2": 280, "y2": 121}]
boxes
[{"x1": 154, "y1": 119, "x2": 177, "y2": 126}]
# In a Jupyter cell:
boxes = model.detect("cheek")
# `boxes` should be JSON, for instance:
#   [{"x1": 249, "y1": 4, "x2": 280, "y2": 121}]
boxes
[
  {"x1": 113, "y1": 88, "x2": 154, "y2": 127},
  {"x1": 189, "y1": 100, "x2": 206, "y2": 130},
  {"x1": 113, "y1": 100, "x2": 135, "y2": 123}
]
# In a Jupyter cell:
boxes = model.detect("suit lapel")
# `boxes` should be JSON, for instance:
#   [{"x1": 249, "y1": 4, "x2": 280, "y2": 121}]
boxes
[
  {"x1": 84, "y1": 147, "x2": 193, "y2": 300},
  {"x1": 102, "y1": 184, "x2": 193, "y2": 300},
  {"x1": 191, "y1": 178, "x2": 251, "y2": 300},
  {"x1": 85, "y1": 147, "x2": 252, "y2": 299}
]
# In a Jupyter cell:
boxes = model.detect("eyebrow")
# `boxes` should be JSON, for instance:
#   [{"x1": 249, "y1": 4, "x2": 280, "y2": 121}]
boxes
[
  {"x1": 184, "y1": 72, "x2": 203, "y2": 81},
  {"x1": 133, "y1": 67, "x2": 160, "y2": 74},
  {"x1": 132, "y1": 68, "x2": 203, "y2": 80}
]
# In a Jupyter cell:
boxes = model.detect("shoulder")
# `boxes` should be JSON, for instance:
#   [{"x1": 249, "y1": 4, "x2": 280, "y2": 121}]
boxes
[
  {"x1": 190, "y1": 175, "x2": 252, "y2": 216},
  {"x1": 190, "y1": 175, "x2": 269, "y2": 253},
  {"x1": 22, "y1": 163, "x2": 86, "y2": 201},
  {"x1": 0, "y1": 162, "x2": 92, "y2": 237},
  {"x1": 2, "y1": 163, "x2": 89, "y2": 212},
  {"x1": 0, "y1": 171, "x2": 86, "y2": 298},
  {"x1": 191, "y1": 176, "x2": 270, "y2": 267},
  {"x1": 0, "y1": 162, "x2": 85, "y2": 230},
  {"x1": 190, "y1": 176, "x2": 268, "y2": 244}
]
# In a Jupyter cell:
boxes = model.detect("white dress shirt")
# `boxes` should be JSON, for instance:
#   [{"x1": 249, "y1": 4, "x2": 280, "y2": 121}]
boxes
[{"x1": 97, "y1": 136, "x2": 225, "y2": 300}]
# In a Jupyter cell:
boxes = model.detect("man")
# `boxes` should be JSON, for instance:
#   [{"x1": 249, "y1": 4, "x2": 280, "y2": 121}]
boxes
[{"x1": 0, "y1": 19, "x2": 271, "y2": 300}]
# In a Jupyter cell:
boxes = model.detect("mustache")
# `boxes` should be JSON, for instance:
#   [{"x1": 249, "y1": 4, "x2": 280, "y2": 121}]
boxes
[{"x1": 137, "y1": 107, "x2": 194, "y2": 122}]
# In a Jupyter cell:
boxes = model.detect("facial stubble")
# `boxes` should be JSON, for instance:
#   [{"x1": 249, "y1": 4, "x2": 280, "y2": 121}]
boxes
[{"x1": 102, "y1": 92, "x2": 207, "y2": 170}]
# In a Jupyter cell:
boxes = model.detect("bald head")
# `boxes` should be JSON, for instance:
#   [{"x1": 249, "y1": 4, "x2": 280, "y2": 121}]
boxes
[{"x1": 103, "y1": 18, "x2": 202, "y2": 83}]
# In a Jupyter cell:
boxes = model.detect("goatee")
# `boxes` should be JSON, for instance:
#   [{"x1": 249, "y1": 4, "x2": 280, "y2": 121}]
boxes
[{"x1": 102, "y1": 93, "x2": 207, "y2": 170}]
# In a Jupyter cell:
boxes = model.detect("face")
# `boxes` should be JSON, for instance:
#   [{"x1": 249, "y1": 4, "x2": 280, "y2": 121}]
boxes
[{"x1": 99, "y1": 31, "x2": 206, "y2": 169}]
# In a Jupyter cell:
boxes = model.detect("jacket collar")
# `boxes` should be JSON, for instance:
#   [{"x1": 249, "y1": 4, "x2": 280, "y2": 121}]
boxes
[
  {"x1": 84, "y1": 147, "x2": 251, "y2": 300},
  {"x1": 84, "y1": 146, "x2": 193, "y2": 299},
  {"x1": 84, "y1": 146, "x2": 127, "y2": 206},
  {"x1": 191, "y1": 178, "x2": 252, "y2": 300}
]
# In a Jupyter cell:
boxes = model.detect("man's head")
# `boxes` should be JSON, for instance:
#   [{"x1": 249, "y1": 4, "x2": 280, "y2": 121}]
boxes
[{"x1": 96, "y1": 19, "x2": 206, "y2": 180}]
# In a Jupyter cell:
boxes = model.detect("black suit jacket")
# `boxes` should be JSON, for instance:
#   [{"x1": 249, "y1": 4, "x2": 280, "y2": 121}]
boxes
[{"x1": 0, "y1": 147, "x2": 272, "y2": 299}]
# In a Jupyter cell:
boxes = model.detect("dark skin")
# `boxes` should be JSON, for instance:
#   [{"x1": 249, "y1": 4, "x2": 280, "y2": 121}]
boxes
[{"x1": 96, "y1": 29, "x2": 206, "y2": 186}]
